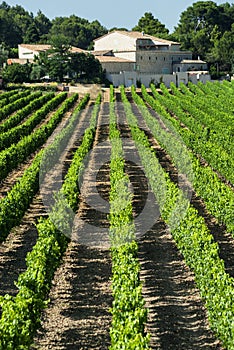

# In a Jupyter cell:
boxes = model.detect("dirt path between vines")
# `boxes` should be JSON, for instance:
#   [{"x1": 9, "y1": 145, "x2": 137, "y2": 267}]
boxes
[
  {"x1": 132, "y1": 102, "x2": 234, "y2": 279},
  {"x1": 138, "y1": 221, "x2": 224, "y2": 350},
  {"x1": 0, "y1": 97, "x2": 81, "y2": 197},
  {"x1": 1, "y1": 96, "x2": 227, "y2": 349},
  {"x1": 32, "y1": 103, "x2": 113, "y2": 349},
  {"x1": 0, "y1": 103, "x2": 91, "y2": 299},
  {"x1": 116, "y1": 101, "x2": 224, "y2": 350}
]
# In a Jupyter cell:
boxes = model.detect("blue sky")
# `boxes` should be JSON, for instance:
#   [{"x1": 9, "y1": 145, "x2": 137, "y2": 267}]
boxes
[{"x1": 4, "y1": 0, "x2": 233, "y2": 32}]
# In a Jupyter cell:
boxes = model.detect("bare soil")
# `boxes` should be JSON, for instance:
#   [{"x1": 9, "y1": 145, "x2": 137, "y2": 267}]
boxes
[
  {"x1": 32, "y1": 103, "x2": 113, "y2": 349},
  {"x1": 0, "y1": 97, "x2": 230, "y2": 349},
  {"x1": 115, "y1": 101, "x2": 224, "y2": 350}
]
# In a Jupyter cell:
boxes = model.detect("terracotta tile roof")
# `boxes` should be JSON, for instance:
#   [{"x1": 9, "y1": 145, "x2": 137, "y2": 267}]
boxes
[
  {"x1": 91, "y1": 50, "x2": 113, "y2": 56},
  {"x1": 7, "y1": 58, "x2": 34, "y2": 64},
  {"x1": 180, "y1": 59, "x2": 207, "y2": 64},
  {"x1": 96, "y1": 56, "x2": 134, "y2": 63},
  {"x1": 19, "y1": 44, "x2": 85, "y2": 53},
  {"x1": 70, "y1": 46, "x2": 86, "y2": 53},
  {"x1": 19, "y1": 44, "x2": 51, "y2": 52},
  {"x1": 94, "y1": 30, "x2": 180, "y2": 45}
]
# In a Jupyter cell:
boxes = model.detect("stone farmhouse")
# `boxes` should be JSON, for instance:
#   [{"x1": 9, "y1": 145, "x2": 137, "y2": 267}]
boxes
[
  {"x1": 7, "y1": 44, "x2": 84, "y2": 66},
  {"x1": 92, "y1": 30, "x2": 210, "y2": 87},
  {"x1": 9, "y1": 31, "x2": 210, "y2": 87}
]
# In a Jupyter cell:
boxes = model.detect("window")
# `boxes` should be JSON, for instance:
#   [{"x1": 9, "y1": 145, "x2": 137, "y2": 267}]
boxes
[{"x1": 149, "y1": 56, "x2": 151, "y2": 60}]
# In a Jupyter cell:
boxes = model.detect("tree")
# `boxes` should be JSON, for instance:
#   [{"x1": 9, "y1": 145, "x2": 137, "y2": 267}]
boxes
[
  {"x1": 2, "y1": 62, "x2": 31, "y2": 83},
  {"x1": 8, "y1": 5, "x2": 34, "y2": 43},
  {"x1": 173, "y1": 1, "x2": 234, "y2": 58},
  {"x1": 0, "y1": 3, "x2": 51, "y2": 46},
  {"x1": 132, "y1": 12, "x2": 169, "y2": 38},
  {"x1": 0, "y1": 8, "x2": 22, "y2": 46},
  {"x1": 35, "y1": 45, "x2": 103, "y2": 83},
  {"x1": 34, "y1": 10, "x2": 51, "y2": 42},
  {"x1": 45, "y1": 35, "x2": 71, "y2": 82},
  {"x1": 0, "y1": 42, "x2": 8, "y2": 68},
  {"x1": 208, "y1": 23, "x2": 234, "y2": 74},
  {"x1": 72, "y1": 53, "x2": 103, "y2": 81},
  {"x1": 48, "y1": 15, "x2": 107, "y2": 49},
  {"x1": 218, "y1": 26, "x2": 234, "y2": 72},
  {"x1": 30, "y1": 63, "x2": 46, "y2": 81},
  {"x1": 173, "y1": 1, "x2": 234, "y2": 75},
  {"x1": 23, "y1": 23, "x2": 40, "y2": 43},
  {"x1": 173, "y1": 1, "x2": 218, "y2": 56},
  {"x1": 109, "y1": 27, "x2": 128, "y2": 32}
]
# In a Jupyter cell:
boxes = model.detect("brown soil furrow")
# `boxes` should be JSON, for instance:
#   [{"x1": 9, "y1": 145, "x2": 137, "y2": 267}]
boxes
[
  {"x1": 32, "y1": 102, "x2": 113, "y2": 349},
  {"x1": 0, "y1": 98, "x2": 81, "y2": 198},
  {"x1": 115, "y1": 101, "x2": 224, "y2": 350},
  {"x1": 138, "y1": 221, "x2": 224, "y2": 350},
  {"x1": 0, "y1": 104, "x2": 91, "y2": 299},
  {"x1": 131, "y1": 102, "x2": 234, "y2": 278},
  {"x1": 0, "y1": 195, "x2": 46, "y2": 297},
  {"x1": 31, "y1": 243, "x2": 112, "y2": 350},
  {"x1": 144, "y1": 99, "x2": 234, "y2": 191}
]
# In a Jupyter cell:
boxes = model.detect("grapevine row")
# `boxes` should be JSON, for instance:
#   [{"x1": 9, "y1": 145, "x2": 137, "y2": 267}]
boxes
[
  {"x1": 121, "y1": 85, "x2": 234, "y2": 349},
  {"x1": 0, "y1": 93, "x2": 83, "y2": 242},
  {"x1": 0, "y1": 92, "x2": 58, "y2": 150},
  {"x1": 0, "y1": 91, "x2": 51, "y2": 133},
  {"x1": 108, "y1": 85, "x2": 150, "y2": 349},
  {"x1": 0, "y1": 92, "x2": 71, "y2": 181},
  {"x1": 140, "y1": 85, "x2": 234, "y2": 235},
  {"x1": 185, "y1": 81, "x2": 234, "y2": 116},
  {"x1": 0, "y1": 90, "x2": 32, "y2": 120},
  {"x1": 169, "y1": 82, "x2": 234, "y2": 143},
  {"x1": 0, "y1": 90, "x2": 30, "y2": 108},
  {"x1": 156, "y1": 83, "x2": 234, "y2": 184},
  {"x1": 0, "y1": 89, "x2": 19, "y2": 102},
  {"x1": 0, "y1": 94, "x2": 100, "y2": 348}
]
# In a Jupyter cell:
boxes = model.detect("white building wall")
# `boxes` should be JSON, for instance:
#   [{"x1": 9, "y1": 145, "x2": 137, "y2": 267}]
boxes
[
  {"x1": 18, "y1": 46, "x2": 38, "y2": 59},
  {"x1": 106, "y1": 72, "x2": 127, "y2": 87},
  {"x1": 135, "y1": 51, "x2": 192, "y2": 74},
  {"x1": 188, "y1": 73, "x2": 211, "y2": 84},
  {"x1": 137, "y1": 73, "x2": 176, "y2": 87},
  {"x1": 174, "y1": 62, "x2": 208, "y2": 72},
  {"x1": 94, "y1": 32, "x2": 136, "y2": 52},
  {"x1": 114, "y1": 51, "x2": 136, "y2": 61},
  {"x1": 106, "y1": 71, "x2": 210, "y2": 88},
  {"x1": 100, "y1": 61, "x2": 135, "y2": 73},
  {"x1": 176, "y1": 72, "x2": 189, "y2": 86},
  {"x1": 106, "y1": 71, "x2": 177, "y2": 87}
]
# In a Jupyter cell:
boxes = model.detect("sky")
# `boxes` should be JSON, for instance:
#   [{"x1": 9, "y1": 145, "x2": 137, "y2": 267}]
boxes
[{"x1": 3, "y1": 0, "x2": 233, "y2": 32}]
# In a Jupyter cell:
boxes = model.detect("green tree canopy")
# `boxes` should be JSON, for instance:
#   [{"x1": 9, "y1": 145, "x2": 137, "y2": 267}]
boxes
[
  {"x1": 0, "y1": 42, "x2": 8, "y2": 68},
  {"x1": 68, "y1": 52, "x2": 103, "y2": 81},
  {"x1": 45, "y1": 35, "x2": 71, "y2": 82},
  {"x1": 173, "y1": 1, "x2": 234, "y2": 73},
  {"x1": 34, "y1": 35, "x2": 103, "y2": 83},
  {"x1": 132, "y1": 12, "x2": 169, "y2": 38},
  {"x1": 0, "y1": 2, "x2": 51, "y2": 46},
  {"x1": 34, "y1": 10, "x2": 52, "y2": 42},
  {"x1": 2, "y1": 62, "x2": 31, "y2": 83},
  {"x1": 0, "y1": 7, "x2": 22, "y2": 46},
  {"x1": 173, "y1": 1, "x2": 234, "y2": 58},
  {"x1": 48, "y1": 15, "x2": 107, "y2": 49}
]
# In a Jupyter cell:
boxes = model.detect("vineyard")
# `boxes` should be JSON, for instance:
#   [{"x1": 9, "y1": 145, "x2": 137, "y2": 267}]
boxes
[{"x1": 0, "y1": 81, "x2": 233, "y2": 349}]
